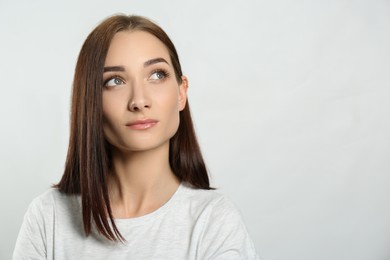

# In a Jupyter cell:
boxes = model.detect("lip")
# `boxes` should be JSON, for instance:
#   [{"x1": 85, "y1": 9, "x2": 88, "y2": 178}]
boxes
[{"x1": 126, "y1": 119, "x2": 158, "y2": 130}]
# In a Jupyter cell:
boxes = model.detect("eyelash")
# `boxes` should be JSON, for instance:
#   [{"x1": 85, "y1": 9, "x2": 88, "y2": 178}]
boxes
[
  {"x1": 150, "y1": 69, "x2": 170, "y2": 81},
  {"x1": 103, "y1": 69, "x2": 170, "y2": 88},
  {"x1": 103, "y1": 75, "x2": 124, "y2": 88}
]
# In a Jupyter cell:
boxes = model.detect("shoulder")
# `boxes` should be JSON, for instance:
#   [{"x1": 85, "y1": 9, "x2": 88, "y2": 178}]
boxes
[
  {"x1": 179, "y1": 183, "x2": 260, "y2": 259},
  {"x1": 29, "y1": 188, "x2": 71, "y2": 206},
  {"x1": 26, "y1": 188, "x2": 79, "y2": 219},
  {"x1": 13, "y1": 189, "x2": 79, "y2": 259},
  {"x1": 179, "y1": 183, "x2": 241, "y2": 217},
  {"x1": 178, "y1": 183, "x2": 248, "y2": 238},
  {"x1": 26, "y1": 188, "x2": 58, "y2": 213},
  {"x1": 179, "y1": 183, "x2": 228, "y2": 206}
]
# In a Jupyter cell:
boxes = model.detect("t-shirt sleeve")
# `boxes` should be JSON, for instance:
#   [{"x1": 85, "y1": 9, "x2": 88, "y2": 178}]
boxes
[
  {"x1": 13, "y1": 196, "x2": 50, "y2": 260},
  {"x1": 197, "y1": 197, "x2": 261, "y2": 260}
]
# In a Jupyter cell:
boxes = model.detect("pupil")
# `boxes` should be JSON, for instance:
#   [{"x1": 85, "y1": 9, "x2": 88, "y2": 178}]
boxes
[{"x1": 114, "y1": 78, "x2": 121, "y2": 84}]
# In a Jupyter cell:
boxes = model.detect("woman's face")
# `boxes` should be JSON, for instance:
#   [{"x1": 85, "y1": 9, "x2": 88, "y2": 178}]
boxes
[{"x1": 102, "y1": 30, "x2": 187, "y2": 153}]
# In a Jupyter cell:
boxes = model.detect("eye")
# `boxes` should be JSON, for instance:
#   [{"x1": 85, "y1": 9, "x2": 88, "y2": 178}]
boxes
[
  {"x1": 149, "y1": 70, "x2": 169, "y2": 81},
  {"x1": 104, "y1": 76, "x2": 124, "y2": 88}
]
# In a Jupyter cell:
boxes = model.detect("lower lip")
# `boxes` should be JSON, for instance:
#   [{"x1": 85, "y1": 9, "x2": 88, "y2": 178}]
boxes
[{"x1": 127, "y1": 122, "x2": 157, "y2": 130}]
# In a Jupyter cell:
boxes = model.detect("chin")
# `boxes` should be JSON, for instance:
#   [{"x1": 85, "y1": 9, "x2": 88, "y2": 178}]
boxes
[{"x1": 113, "y1": 139, "x2": 171, "y2": 153}]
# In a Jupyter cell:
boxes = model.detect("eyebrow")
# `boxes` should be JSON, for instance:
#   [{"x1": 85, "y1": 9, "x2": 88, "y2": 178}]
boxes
[
  {"x1": 103, "y1": 66, "x2": 125, "y2": 72},
  {"x1": 144, "y1": 57, "x2": 169, "y2": 67},
  {"x1": 103, "y1": 58, "x2": 169, "y2": 73}
]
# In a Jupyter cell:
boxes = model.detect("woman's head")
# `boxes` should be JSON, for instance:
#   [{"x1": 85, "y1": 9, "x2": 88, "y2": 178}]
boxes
[
  {"x1": 57, "y1": 14, "x2": 210, "y2": 241},
  {"x1": 102, "y1": 29, "x2": 188, "y2": 154}
]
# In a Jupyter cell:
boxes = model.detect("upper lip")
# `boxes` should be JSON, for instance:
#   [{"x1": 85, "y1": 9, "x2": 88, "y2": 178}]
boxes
[{"x1": 126, "y1": 118, "x2": 158, "y2": 126}]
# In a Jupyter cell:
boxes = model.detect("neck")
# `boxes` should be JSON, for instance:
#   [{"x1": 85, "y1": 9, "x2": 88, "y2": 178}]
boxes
[{"x1": 108, "y1": 142, "x2": 180, "y2": 218}]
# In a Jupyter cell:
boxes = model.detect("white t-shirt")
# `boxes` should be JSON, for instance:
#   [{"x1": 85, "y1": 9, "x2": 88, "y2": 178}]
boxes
[{"x1": 13, "y1": 183, "x2": 260, "y2": 259}]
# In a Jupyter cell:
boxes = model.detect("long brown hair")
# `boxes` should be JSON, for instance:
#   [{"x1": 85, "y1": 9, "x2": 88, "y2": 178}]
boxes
[{"x1": 55, "y1": 14, "x2": 211, "y2": 241}]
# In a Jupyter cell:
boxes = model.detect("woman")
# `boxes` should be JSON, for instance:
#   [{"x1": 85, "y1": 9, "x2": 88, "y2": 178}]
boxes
[{"x1": 13, "y1": 14, "x2": 260, "y2": 259}]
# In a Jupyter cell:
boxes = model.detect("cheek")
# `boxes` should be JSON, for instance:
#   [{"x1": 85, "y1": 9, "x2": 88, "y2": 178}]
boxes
[
  {"x1": 170, "y1": 108, "x2": 182, "y2": 137},
  {"x1": 162, "y1": 89, "x2": 181, "y2": 115},
  {"x1": 102, "y1": 98, "x2": 116, "y2": 128},
  {"x1": 102, "y1": 96, "x2": 123, "y2": 142},
  {"x1": 158, "y1": 90, "x2": 181, "y2": 132},
  {"x1": 102, "y1": 111, "x2": 117, "y2": 144},
  {"x1": 102, "y1": 92, "x2": 127, "y2": 124}
]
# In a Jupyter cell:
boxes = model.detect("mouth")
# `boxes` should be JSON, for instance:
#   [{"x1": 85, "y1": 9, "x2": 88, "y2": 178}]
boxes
[{"x1": 126, "y1": 119, "x2": 158, "y2": 130}]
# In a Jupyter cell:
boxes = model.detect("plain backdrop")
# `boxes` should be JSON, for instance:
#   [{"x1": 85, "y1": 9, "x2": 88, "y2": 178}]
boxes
[{"x1": 1, "y1": 0, "x2": 390, "y2": 259}]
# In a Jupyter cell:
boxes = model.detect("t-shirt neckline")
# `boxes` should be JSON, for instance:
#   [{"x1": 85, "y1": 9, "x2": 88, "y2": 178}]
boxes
[{"x1": 113, "y1": 182, "x2": 183, "y2": 226}]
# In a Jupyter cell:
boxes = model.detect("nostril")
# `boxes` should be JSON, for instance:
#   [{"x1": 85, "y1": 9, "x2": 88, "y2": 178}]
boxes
[
  {"x1": 129, "y1": 99, "x2": 151, "y2": 111},
  {"x1": 129, "y1": 102, "x2": 139, "y2": 111}
]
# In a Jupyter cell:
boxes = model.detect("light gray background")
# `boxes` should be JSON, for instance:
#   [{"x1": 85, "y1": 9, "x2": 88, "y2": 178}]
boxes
[{"x1": 1, "y1": 0, "x2": 389, "y2": 259}]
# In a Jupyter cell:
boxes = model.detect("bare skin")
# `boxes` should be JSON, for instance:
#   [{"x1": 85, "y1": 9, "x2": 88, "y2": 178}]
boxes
[
  {"x1": 108, "y1": 143, "x2": 180, "y2": 218},
  {"x1": 102, "y1": 30, "x2": 188, "y2": 218}
]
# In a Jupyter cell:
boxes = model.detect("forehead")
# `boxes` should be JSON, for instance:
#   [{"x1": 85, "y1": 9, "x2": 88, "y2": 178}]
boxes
[{"x1": 105, "y1": 30, "x2": 171, "y2": 65}]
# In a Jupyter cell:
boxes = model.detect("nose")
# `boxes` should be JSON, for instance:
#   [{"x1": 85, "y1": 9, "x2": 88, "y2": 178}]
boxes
[{"x1": 128, "y1": 81, "x2": 151, "y2": 112}]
